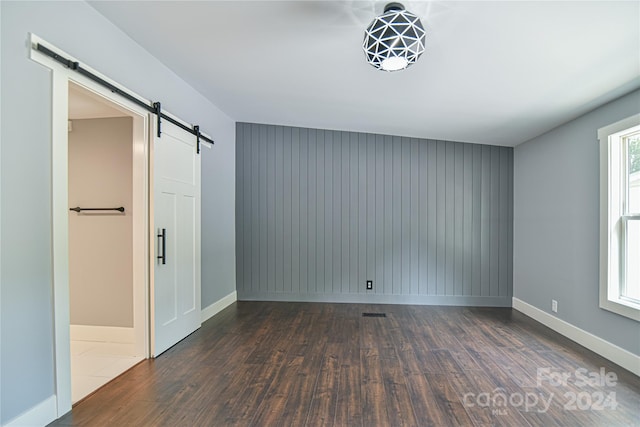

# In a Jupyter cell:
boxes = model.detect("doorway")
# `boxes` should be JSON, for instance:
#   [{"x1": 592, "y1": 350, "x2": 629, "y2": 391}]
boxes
[
  {"x1": 67, "y1": 83, "x2": 148, "y2": 403},
  {"x1": 30, "y1": 34, "x2": 206, "y2": 418}
]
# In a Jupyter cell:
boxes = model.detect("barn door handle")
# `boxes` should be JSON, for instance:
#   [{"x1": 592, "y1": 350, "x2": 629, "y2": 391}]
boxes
[{"x1": 157, "y1": 228, "x2": 166, "y2": 265}]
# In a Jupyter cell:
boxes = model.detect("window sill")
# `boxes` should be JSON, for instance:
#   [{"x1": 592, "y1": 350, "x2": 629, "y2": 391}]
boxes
[{"x1": 600, "y1": 294, "x2": 640, "y2": 322}]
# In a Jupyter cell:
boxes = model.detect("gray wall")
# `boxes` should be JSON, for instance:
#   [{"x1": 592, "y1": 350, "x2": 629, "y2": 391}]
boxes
[
  {"x1": 236, "y1": 123, "x2": 513, "y2": 305},
  {"x1": 68, "y1": 117, "x2": 133, "y2": 328},
  {"x1": 514, "y1": 89, "x2": 640, "y2": 356},
  {"x1": 0, "y1": 1, "x2": 235, "y2": 423}
]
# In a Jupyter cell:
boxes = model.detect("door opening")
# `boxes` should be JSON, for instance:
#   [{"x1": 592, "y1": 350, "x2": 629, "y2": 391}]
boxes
[{"x1": 67, "y1": 83, "x2": 148, "y2": 403}]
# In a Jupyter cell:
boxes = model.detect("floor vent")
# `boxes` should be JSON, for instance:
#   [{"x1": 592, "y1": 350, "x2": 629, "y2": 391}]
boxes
[{"x1": 362, "y1": 313, "x2": 386, "y2": 317}]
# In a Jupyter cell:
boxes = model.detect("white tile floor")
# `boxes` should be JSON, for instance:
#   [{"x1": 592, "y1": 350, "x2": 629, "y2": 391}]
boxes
[{"x1": 70, "y1": 340, "x2": 144, "y2": 403}]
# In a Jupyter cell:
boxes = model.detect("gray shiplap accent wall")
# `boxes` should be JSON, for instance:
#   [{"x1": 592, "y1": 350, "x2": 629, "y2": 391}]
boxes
[{"x1": 236, "y1": 123, "x2": 513, "y2": 306}]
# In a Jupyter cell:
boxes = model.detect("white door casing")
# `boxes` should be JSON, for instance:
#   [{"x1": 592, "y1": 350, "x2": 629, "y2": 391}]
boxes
[
  {"x1": 152, "y1": 119, "x2": 202, "y2": 356},
  {"x1": 30, "y1": 34, "x2": 151, "y2": 417}
]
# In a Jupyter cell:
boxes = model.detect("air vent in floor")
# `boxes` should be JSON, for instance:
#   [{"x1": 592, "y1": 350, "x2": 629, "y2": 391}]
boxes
[{"x1": 362, "y1": 313, "x2": 386, "y2": 317}]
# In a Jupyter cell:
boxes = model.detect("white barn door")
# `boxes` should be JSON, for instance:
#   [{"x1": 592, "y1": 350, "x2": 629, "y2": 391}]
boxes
[{"x1": 153, "y1": 119, "x2": 201, "y2": 356}]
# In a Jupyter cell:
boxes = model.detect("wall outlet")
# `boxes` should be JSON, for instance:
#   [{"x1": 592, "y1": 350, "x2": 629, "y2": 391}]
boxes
[
  {"x1": 366, "y1": 280, "x2": 373, "y2": 290},
  {"x1": 551, "y1": 299, "x2": 558, "y2": 313}
]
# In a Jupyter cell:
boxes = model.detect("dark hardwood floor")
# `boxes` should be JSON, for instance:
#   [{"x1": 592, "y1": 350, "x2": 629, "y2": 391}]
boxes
[{"x1": 50, "y1": 302, "x2": 640, "y2": 426}]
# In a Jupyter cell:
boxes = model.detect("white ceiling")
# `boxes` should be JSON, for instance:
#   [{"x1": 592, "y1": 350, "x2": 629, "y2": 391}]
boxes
[
  {"x1": 89, "y1": 1, "x2": 640, "y2": 146},
  {"x1": 69, "y1": 82, "x2": 128, "y2": 120}
]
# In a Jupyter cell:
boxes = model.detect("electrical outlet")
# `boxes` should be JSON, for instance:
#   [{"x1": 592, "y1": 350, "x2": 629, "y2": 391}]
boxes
[
  {"x1": 551, "y1": 300, "x2": 558, "y2": 313},
  {"x1": 366, "y1": 280, "x2": 373, "y2": 290}
]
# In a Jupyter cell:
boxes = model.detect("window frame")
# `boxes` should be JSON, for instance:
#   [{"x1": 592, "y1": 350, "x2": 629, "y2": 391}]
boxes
[{"x1": 599, "y1": 113, "x2": 640, "y2": 322}]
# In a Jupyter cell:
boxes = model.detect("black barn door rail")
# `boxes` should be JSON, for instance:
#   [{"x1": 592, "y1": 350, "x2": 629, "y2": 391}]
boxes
[{"x1": 35, "y1": 43, "x2": 214, "y2": 154}]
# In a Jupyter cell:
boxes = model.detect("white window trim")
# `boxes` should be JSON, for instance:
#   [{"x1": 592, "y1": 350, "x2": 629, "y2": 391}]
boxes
[{"x1": 598, "y1": 113, "x2": 640, "y2": 322}]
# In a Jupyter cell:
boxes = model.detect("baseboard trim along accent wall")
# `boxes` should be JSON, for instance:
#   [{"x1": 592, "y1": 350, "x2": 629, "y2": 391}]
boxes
[
  {"x1": 512, "y1": 298, "x2": 640, "y2": 377},
  {"x1": 3, "y1": 395, "x2": 57, "y2": 427},
  {"x1": 69, "y1": 325, "x2": 134, "y2": 344},
  {"x1": 239, "y1": 292, "x2": 511, "y2": 307},
  {"x1": 201, "y1": 291, "x2": 238, "y2": 323}
]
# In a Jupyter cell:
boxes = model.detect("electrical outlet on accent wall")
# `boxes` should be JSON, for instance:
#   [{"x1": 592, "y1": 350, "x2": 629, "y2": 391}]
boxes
[{"x1": 552, "y1": 300, "x2": 558, "y2": 313}]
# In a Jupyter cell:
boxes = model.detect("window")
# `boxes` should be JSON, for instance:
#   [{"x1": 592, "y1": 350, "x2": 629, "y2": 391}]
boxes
[{"x1": 599, "y1": 114, "x2": 640, "y2": 321}]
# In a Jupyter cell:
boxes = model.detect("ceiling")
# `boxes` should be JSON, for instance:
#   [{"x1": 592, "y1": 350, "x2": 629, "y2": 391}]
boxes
[
  {"x1": 69, "y1": 82, "x2": 128, "y2": 120},
  {"x1": 89, "y1": 1, "x2": 640, "y2": 147}
]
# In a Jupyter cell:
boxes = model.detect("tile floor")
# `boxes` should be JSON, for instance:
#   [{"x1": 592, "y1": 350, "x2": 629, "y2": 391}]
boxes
[{"x1": 70, "y1": 340, "x2": 144, "y2": 403}]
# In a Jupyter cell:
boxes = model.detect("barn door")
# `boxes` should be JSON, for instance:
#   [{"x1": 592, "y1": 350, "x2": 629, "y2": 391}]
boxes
[{"x1": 152, "y1": 119, "x2": 201, "y2": 356}]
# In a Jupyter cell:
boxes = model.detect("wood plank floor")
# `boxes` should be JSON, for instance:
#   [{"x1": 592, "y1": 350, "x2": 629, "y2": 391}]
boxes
[{"x1": 49, "y1": 302, "x2": 640, "y2": 426}]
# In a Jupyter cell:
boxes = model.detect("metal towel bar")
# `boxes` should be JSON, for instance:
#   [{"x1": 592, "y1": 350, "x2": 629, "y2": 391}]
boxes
[{"x1": 69, "y1": 207, "x2": 125, "y2": 213}]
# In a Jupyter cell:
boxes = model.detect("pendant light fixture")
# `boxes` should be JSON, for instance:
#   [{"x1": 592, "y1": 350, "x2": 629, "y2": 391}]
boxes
[{"x1": 363, "y1": 2, "x2": 426, "y2": 72}]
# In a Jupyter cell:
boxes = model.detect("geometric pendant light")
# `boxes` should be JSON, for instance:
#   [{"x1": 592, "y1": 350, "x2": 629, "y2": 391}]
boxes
[{"x1": 363, "y1": 2, "x2": 426, "y2": 72}]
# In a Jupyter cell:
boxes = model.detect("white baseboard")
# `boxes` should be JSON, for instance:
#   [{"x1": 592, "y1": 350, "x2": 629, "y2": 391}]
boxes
[
  {"x1": 238, "y1": 292, "x2": 511, "y2": 307},
  {"x1": 70, "y1": 325, "x2": 134, "y2": 344},
  {"x1": 4, "y1": 395, "x2": 57, "y2": 427},
  {"x1": 512, "y1": 297, "x2": 640, "y2": 377},
  {"x1": 201, "y1": 291, "x2": 237, "y2": 323}
]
